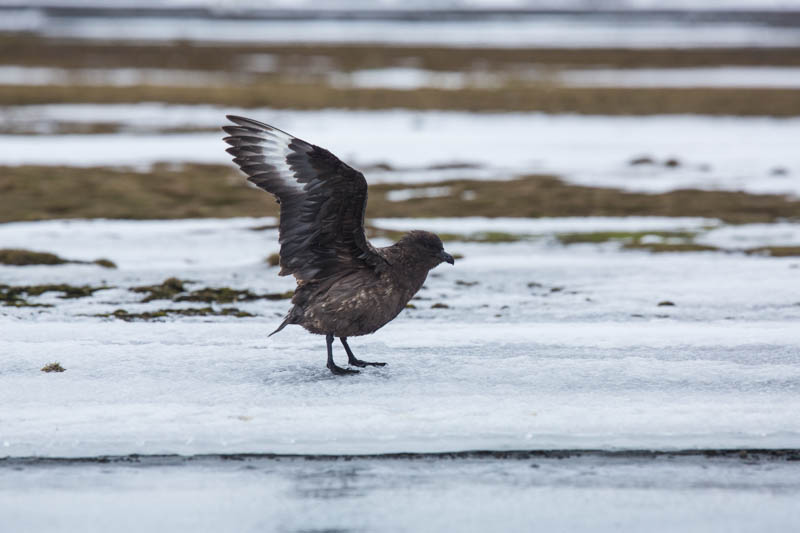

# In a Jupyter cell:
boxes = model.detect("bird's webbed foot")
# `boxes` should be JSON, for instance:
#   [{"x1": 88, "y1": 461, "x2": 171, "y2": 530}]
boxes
[
  {"x1": 347, "y1": 357, "x2": 387, "y2": 368},
  {"x1": 327, "y1": 362, "x2": 360, "y2": 375},
  {"x1": 340, "y1": 336, "x2": 386, "y2": 368}
]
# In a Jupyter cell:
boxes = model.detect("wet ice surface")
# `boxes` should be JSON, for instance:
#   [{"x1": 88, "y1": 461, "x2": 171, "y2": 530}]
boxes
[
  {"x1": 2, "y1": 106, "x2": 798, "y2": 195},
  {"x1": 2, "y1": 453, "x2": 800, "y2": 533},
  {"x1": 2, "y1": 217, "x2": 800, "y2": 458}
]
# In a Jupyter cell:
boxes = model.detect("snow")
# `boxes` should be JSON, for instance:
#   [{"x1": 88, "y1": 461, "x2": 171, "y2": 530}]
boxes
[
  {"x1": 2, "y1": 105, "x2": 799, "y2": 195},
  {"x1": 331, "y1": 68, "x2": 500, "y2": 90},
  {"x1": 7, "y1": 10, "x2": 800, "y2": 48},
  {"x1": 560, "y1": 66, "x2": 800, "y2": 89},
  {"x1": 2, "y1": 217, "x2": 799, "y2": 458},
  {"x1": 331, "y1": 66, "x2": 800, "y2": 91},
  {"x1": 698, "y1": 222, "x2": 800, "y2": 249},
  {"x1": 0, "y1": 66, "x2": 250, "y2": 87},
  {"x1": 372, "y1": 216, "x2": 719, "y2": 234}
]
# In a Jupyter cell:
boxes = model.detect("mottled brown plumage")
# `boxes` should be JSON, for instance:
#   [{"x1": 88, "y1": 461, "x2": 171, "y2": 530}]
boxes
[{"x1": 223, "y1": 115, "x2": 454, "y2": 375}]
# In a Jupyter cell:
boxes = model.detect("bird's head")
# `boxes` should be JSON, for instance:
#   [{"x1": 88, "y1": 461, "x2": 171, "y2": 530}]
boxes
[{"x1": 399, "y1": 230, "x2": 455, "y2": 269}]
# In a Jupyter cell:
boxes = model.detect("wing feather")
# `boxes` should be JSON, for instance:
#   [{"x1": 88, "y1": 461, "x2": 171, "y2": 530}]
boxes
[{"x1": 223, "y1": 115, "x2": 387, "y2": 281}]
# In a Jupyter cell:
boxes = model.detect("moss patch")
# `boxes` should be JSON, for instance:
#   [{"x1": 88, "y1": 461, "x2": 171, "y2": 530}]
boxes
[
  {"x1": 2, "y1": 166, "x2": 799, "y2": 224},
  {"x1": 624, "y1": 242, "x2": 721, "y2": 253},
  {"x1": 132, "y1": 278, "x2": 293, "y2": 303},
  {"x1": 556, "y1": 231, "x2": 697, "y2": 245},
  {"x1": 0, "y1": 284, "x2": 110, "y2": 307},
  {"x1": 176, "y1": 288, "x2": 262, "y2": 304},
  {"x1": 745, "y1": 246, "x2": 800, "y2": 257},
  {"x1": 0, "y1": 248, "x2": 115, "y2": 268},
  {"x1": 41, "y1": 362, "x2": 65, "y2": 373},
  {"x1": 4, "y1": 83, "x2": 799, "y2": 116},
  {"x1": 3, "y1": 35, "x2": 800, "y2": 114},
  {"x1": 556, "y1": 231, "x2": 723, "y2": 253},
  {"x1": 7, "y1": 35, "x2": 800, "y2": 72},
  {"x1": 266, "y1": 253, "x2": 281, "y2": 267},
  {"x1": 0, "y1": 249, "x2": 68, "y2": 266},
  {"x1": 97, "y1": 307, "x2": 254, "y2": 321},
  {"x1": 132, "y1": 277, "x2": 188, "y2": 302}
]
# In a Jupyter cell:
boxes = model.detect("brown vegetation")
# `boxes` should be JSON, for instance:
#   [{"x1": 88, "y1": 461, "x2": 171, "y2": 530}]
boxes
[
  {"x1": 1, "y1": 165, "x2": 798, "y2": 224},
  {"x1": 2, "y1": 84, "x2": 798, "y2": 116}
]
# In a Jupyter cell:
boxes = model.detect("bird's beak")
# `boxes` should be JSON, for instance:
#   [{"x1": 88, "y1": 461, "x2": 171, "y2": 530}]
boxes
[{"x1": 440, "y1": 251, "x2": 455, "y2": 265}]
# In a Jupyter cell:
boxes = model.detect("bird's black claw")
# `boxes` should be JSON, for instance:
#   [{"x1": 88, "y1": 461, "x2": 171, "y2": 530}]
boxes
[
  {"x1": 328, "y1": 363, "x2": 360, "y2": 375},
  {"x1": 348, "y1": 359, "x2": 387, "y2": 368}
]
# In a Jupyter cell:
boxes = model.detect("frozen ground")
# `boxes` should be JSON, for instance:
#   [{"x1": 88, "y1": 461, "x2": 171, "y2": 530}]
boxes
[
  {"x1": 2, "y1": 217, "x2": 800, "y2": 458},
  {"x1": 2, "y1": 105, "x2": 799, "y2": 195},
  {"x1": 2, "y1": 216, "x2": 799, "y2": 530},
  {"x1": 332, "y1": 66, "x2": 800, "y2": 90},
  {"x1": 6, "y1": 7, "x2": 800, "y2": 48},
  {"x1": 2, "y1": 453, "x2": 800, "y2": 533}
]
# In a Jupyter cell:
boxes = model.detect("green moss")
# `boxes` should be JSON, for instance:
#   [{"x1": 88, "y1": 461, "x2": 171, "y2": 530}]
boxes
[
  {"x1": 132, "y1": 277, "x2": 189, "y2": 302},
  {"x1": 369, "y1": 227, "x2": 524, "y2": 244},
  {"x1": 624, "y1": 243, "x2": 720, "y2": 253},
  {"x1": 176, "y1": 287, "x2": 261, "y2": 304},
  {"x1": 0, "y1": 248, "x2": 117, "y2": 268},
  {"x1": 745, "y1": 246, "x2": 800, "y2": 257},
  {"x1": 263, "y1": 290, "x2": 295, "y2": 300},
  {"x1": 41, "y1": 362, "x2": 65, "y2": 373},
  {"x1": 437, "y1": 231, "x2": 522, "y2": 243},
  {"x1": 0, "y1": 284, "x2": 109, "y2": 307},
  {"x1": 97, "y1": 307, "x2": 254, "y2": 321},
  {"x1": 93, "y1": 258, "x2": 117, "y2": 269},
  {"x1": 0, "y1": 249, "x2": 69, "y2": 266},
  {"x1": 266, "y1": 253, "x2": 281, "y2": 267},
  {"x1": 431, "y1": 303, "x2": 450, "y2": 309},
  {"x1": 131, "y1": 278, "x2": 293, "y2": 304},
  {"x1": 556, "y1": 231, "x2": 696, "y2": 245},
  {"x1": 555, "y1": 231, "x2": 724, "y2": 254}
]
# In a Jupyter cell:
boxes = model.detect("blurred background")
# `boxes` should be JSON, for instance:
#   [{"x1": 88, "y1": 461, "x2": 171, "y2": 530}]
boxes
[{"x1": 1, "y1": 0, "x2": 799, "y2": 226}]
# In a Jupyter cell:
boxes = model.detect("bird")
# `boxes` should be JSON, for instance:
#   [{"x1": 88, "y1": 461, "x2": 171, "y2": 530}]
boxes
[{"x1": 222, "y1": 115, "x2": 455, "y2": 375}]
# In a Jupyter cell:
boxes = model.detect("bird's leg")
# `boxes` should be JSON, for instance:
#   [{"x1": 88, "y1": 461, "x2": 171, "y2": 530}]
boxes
[
  {"x1": 340, "y1": 337, "x2": 386, "y2": 367},
  {"x1": 326, "y1": 333, "x2": 359, "y2": 375}
]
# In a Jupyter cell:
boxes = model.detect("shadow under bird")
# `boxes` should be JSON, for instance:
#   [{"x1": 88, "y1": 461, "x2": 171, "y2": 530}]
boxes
[{"x1": 223, "y1": 115, "x2": 455, "y2": 375}]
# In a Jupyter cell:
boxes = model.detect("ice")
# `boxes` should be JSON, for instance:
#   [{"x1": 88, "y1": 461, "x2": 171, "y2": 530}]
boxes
[
  {"x1": 2, "y1": 106, "x2": 799, "y2": 195},
  {"x1": 1, "y1": 218, "x2": 799, "y2": 458},
  {"x1": 2, "y1": 454, "x2": 800, "y2": 533}
]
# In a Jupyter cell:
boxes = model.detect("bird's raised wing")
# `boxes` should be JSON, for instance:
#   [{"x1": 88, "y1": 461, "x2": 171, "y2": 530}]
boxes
[{"x1": 223, "y1": 115, "x2": 387, "y2": 281}]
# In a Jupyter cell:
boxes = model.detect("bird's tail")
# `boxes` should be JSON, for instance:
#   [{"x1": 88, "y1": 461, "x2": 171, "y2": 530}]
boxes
[
  {"x1": 269, "y1": 315, "x2": 292, "y2": 337},
  {"x1": 270, "y1": 305, "x2": 302, "y2": 336}
]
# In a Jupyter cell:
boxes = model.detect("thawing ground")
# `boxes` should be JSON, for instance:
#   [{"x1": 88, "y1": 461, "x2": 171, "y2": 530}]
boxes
[
  {"x1": 8, "y1": 65, "x2": 800, "y2": 90},
  {"x1": 2, "y1": 216, "x2": 800, "y2": 456},
  {"x1": 2, "y1": 105, "x2": 799, "y2": 195},
  {"x1": 6, "y1": 6, "x2": 800, "y2": 48},
  {"x1": 2, "y1": 216, "x2": 800, "y2": 531}
]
